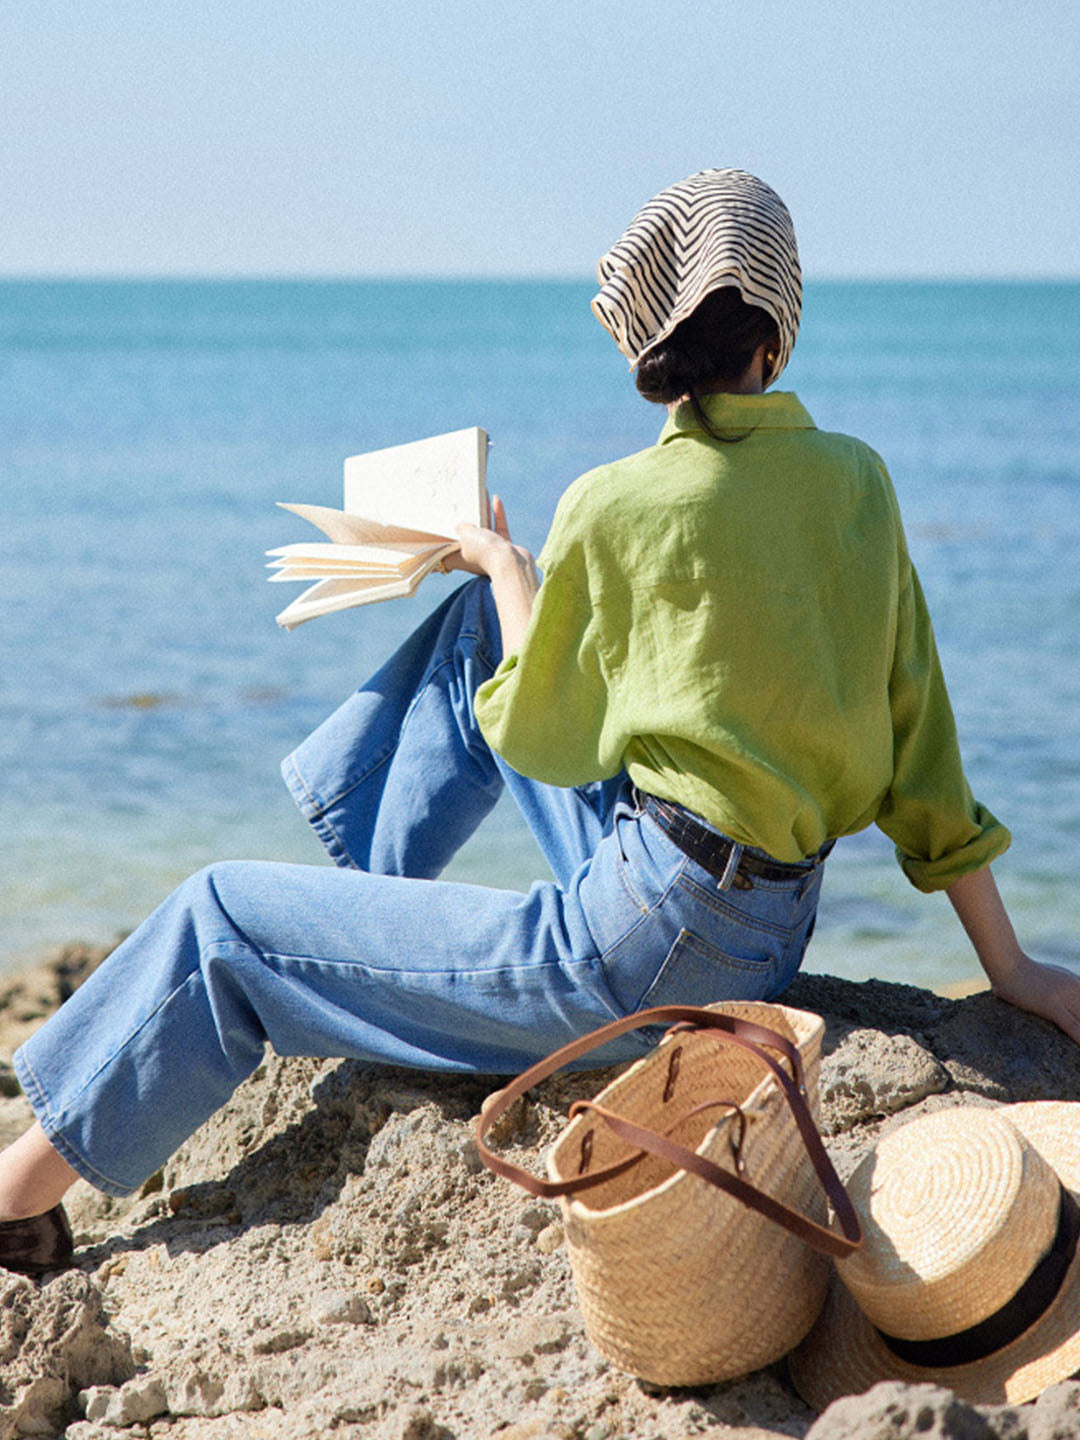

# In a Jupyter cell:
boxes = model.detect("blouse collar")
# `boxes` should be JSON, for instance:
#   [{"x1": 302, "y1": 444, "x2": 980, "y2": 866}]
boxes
[{"x1": 658, "y1": 390, "x2": 816, "y2": 445}]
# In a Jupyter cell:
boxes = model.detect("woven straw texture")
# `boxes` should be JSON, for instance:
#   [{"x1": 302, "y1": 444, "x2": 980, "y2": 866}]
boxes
[
  {"x1": 547, "y1": 1001, "x2": 828, "y2": 1386},
  {"x1": 789, "y1": 1102, "x2": 1080, "y2": 1409}
]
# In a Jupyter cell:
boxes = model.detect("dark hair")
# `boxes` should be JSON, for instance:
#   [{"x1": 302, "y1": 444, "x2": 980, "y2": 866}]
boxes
[{"x1": 634, "y1": 287, "x2": 780, "y2": 435}]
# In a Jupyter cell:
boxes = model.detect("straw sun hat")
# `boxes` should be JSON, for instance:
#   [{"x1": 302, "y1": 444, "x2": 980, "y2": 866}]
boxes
[
  {"x1": 789, "y1": 1103, "x2": 1080, "y2": 1409},
  {"x1": 591, "y1": 167, "x2": 802, "y2": 382}
]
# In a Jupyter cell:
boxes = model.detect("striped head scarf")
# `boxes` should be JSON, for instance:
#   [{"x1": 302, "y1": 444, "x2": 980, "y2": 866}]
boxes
[{"x1": 592, "y1": 168, "x2": 801, "y2": 384}]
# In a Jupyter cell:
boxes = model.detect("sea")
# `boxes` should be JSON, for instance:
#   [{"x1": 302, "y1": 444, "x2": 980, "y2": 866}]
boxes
[{"x1": 2, "y1": 278, "x2": 1078, "y2": 990}]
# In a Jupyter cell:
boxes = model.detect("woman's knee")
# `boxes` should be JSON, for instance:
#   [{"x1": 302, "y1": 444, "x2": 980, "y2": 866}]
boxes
[
  {"x1": 162, "y1": 862, "x2": 270, "y2": 954},
  {"x1": 174, "y1": 861, "x2": 340, "y2": 967}
]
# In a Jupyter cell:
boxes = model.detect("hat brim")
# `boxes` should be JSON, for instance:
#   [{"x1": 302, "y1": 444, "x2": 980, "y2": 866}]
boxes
[{"x1": 788, "y1": 1102, "x2": 1080, "y2": 1410}]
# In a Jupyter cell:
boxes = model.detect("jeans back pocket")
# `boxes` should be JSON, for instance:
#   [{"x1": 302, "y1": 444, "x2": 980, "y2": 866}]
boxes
[{"x1": 637, "y1": 926, "x2": 785, "y2": 1010}]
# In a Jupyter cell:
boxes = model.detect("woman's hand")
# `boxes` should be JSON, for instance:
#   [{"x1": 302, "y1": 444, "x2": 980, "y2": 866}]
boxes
[
  {"x1": 447, "y1": 496, "x2": 535, "y2": 579},
  {"x1": 946, "y1": 866, "x2": 1080, "y2": 1045},
  {"x1": 988, "y1": 954, "x2": 1080, "y2": 1046},
  {"x1": 447, "y1": 495, "x2": 540, "y2": 655}
]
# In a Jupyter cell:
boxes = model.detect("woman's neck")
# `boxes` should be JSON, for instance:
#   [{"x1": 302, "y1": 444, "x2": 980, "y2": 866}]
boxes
[{"x1": 666, "y1": 345, "x2": 768, "y2": 413}]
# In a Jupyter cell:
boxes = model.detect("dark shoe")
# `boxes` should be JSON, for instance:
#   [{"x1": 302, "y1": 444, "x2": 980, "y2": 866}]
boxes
[{"x1": 0, "y1": 1204, "x2": 74, "y2": 1277}]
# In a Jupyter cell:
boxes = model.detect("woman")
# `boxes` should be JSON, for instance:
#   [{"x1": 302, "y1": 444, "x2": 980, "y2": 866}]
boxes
[{"x1": 2, "y1": 168, "x2": 1078, "y2": 1276}]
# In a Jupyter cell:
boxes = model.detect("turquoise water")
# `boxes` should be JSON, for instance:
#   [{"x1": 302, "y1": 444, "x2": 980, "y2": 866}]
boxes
[{"x1": 2, "y1": 279, "x2": 1079, "y2": 988}]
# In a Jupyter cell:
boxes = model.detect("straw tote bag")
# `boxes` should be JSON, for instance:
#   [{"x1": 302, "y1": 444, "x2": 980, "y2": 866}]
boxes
[{"x1": 477, "y1": 1001, "x2": 861, "y2": 1387}]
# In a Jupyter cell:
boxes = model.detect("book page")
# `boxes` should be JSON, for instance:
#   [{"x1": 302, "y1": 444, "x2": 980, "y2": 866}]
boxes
[
  {"x1": 275, "y1": 502, "x2": 447, "y2": 547},
  {"x1": 342, "y1": 426, "x2": 488, "y2": 537},
  {"x1": 273, "y1": 554, "x2": 441, "y2": 629},
  {"x1": 267, "y1": 542, "x2": 442, "y2": 578}
]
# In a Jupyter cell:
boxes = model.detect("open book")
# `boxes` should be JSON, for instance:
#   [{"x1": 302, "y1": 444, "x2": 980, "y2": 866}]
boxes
[{"x1": 268, "y1": 426, "x2": 490, "y2": 629}]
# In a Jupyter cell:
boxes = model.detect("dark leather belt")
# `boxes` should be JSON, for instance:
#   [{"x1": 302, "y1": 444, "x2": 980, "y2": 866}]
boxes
[{"x1": 639, "y1": 791, "x2": 833, "y2": 889}]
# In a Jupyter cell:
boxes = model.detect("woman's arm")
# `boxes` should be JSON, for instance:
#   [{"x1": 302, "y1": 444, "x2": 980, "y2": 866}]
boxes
[
  {"x1": 450, "y1": 495, "x2": 540, "y2": 654},
  {"x1": 946, "y1": 866, "x2": 1080, "y2": 1044}
]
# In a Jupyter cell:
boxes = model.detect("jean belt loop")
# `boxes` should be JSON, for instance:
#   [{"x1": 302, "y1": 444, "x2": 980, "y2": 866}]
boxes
[{"x1": 718, "y1": 841, "x2": 743, "y2": 891}]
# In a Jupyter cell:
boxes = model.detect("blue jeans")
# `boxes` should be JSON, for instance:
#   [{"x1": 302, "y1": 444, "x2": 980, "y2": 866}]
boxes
[{"x1": 14, "y1": 579, "x2": 825, "y2": 1196}]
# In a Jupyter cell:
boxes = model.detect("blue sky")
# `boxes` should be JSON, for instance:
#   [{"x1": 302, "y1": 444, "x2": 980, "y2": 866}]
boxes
[{"x1": 3, "y1": 0, "x2": 1078, "y2": 279}]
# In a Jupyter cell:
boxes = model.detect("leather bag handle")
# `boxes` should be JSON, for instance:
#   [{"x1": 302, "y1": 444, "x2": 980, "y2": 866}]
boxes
[{"x1": 475, "y1": 1004, "x2": 862, "y2": 1259}]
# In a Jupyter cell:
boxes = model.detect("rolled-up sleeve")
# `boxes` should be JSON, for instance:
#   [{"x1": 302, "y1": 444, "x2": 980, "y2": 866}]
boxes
[{"x1": 876, "y1": 561, "x2": 1011, "y2": 891}]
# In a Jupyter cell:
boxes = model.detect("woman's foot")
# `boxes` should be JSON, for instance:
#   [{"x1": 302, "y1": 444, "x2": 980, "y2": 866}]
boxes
[
  {"x1": 0, "y1": 1124, "x2": 80, "y2": 1275},
  {"x1": 0, "y1": 1204, "x2": 74, "y2": 1276}
]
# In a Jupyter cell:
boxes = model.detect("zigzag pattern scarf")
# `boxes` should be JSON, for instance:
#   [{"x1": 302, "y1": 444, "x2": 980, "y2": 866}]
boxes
[{"x1": 592, "y1": 168, "x2": 801, "y2": 383}]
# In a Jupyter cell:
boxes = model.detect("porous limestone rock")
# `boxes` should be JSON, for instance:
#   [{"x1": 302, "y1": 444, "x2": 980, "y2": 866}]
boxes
[{"x1": 3, "y1": 947, "x2": 1080, "y2": 1439}]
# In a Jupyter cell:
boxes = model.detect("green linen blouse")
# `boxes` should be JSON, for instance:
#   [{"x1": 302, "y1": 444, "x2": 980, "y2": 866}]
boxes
[{"x1": 473, "y1": 390, "x2": 1009, "y2": 891}]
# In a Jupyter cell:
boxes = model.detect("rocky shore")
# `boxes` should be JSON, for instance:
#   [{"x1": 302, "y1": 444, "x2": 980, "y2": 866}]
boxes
[{"x1": 1, "y1": 943, "x2": 1079, "y2": 1440}]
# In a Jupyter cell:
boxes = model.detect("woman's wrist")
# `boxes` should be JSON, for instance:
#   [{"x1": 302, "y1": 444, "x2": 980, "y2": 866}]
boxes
[
  {"x1": 983, "y1": 947, "x2": 1035, "y2": 996},
  {"x1": 487, "y1": 549, "x2": 539, "y2": 655},
  {"x1": 454, "y1": 500, "x2": 539, "y2": 656}
]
